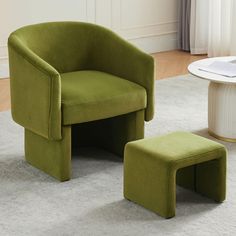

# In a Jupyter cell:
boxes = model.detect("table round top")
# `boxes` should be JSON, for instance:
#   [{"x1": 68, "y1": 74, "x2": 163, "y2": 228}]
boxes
[{"x1": 188, "y1": 56, "x2": 236, "y2": 84}]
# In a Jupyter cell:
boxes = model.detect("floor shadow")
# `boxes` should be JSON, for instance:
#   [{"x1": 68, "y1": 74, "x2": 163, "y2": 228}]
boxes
[
  {"x1": 83, "y1": 189, "x2": 220, "y2": 225},
  {"x1": 72, "y1": 147, "x2": 122, "y2": 163},
  {"x1": 193, "y1": 128, "x2": 210, "y2": 138},
  {"x1": 175, "y1": 186, "x2": 222, "y2": 218},
  {"x1": 71, "y1": 147, "x2": 123, "y2": 178},
  {"x1": 0, "y1": 154, "x2": 56, "y2": 183},
  {"x1": 0, "y1": 146, "x2": 123, "y2": 183},
  {"x1": 83, "y1": 199, "x2": 163, "y2": 222},
  {"x1": 176, "y1": 186, "x2": 214, "y2": 204}
]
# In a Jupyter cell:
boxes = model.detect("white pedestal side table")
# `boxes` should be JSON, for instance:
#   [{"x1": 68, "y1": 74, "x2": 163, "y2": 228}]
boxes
[{"x1": 188, "y1": 56, "x2": 236, "y2": 142}]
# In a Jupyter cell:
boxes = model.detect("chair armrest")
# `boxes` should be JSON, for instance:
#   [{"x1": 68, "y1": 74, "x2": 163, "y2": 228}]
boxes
[
  {"x1": 8, "y1": 35, "x2": 61, "y2": 140},
  {"x1": 91, "y1": 29, "x2": 155, "y2": 121}
]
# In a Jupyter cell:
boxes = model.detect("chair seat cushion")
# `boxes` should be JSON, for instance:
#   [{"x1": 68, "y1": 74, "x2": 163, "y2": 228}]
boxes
[{"x1": 60, "y1": 70, "x2": 147, "y2": 125}]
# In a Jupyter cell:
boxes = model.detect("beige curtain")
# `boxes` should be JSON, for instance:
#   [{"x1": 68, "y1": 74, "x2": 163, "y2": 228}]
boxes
[
  {"x1": 208, "y1": 0, "x2": 236, "y2": 57},
  {"x1": 190, "y1": 0, "x2": 236, "y2": 56},
  {"x1": 190, "y1": 0, "x2": 208, "y2": 54}
]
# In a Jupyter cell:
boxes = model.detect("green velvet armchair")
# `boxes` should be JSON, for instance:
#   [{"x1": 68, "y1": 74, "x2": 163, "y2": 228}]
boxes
[{"x1": 8, "y1": 22, "x2": 155, "y2": 181}]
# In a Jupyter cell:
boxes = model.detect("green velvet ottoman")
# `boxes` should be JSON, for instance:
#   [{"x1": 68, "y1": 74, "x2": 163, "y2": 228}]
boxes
[{"x1": 124, "y1": 131, "x2": 227, "y2": 218}]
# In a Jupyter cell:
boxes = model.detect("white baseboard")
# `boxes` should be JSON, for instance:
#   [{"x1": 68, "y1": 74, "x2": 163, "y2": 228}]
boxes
[
  {"x1": 0, "y1": 44, "x2": 9, "y2": 78},
  {"x1": 129, "y1": 33, "x2": 178, "y2": 54},
  {"x1": 0, "y1": 63, "x2": 9, "y2": 79}
]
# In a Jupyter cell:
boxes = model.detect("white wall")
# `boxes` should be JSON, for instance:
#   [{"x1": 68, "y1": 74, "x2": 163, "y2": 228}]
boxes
[{"x1": 0, "y1": 0, "x2": 178, "y2": 77}]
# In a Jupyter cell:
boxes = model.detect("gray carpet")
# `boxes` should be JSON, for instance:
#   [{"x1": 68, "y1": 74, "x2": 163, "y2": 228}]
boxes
[{"x1": 0, "y1": 75, "x2": 236, "y2": 236}]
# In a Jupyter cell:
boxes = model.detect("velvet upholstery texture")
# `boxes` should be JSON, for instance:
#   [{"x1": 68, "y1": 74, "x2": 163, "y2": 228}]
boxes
[
  {"x1": 124, "y1": 132, "x2": 227, "y2": 218},
  {"x1": 8, "y1": 22, "x2": 154, "y2": 181},
  {"x1": 61, "y1": 71, "x2": 146, "y2": 125}
]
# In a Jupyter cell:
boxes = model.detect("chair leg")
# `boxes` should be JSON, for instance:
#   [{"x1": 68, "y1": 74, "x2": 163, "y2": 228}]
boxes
[
  {"x1": 72, "y1": 110, "x2": 145, "y2": 156},
  {"x1": 25, "y1": 126, "x2": 71, "y2": 181}
]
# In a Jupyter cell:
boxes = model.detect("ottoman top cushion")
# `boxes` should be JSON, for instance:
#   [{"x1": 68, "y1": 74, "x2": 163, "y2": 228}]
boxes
[{"x1": 126, "y1": 132, "x2": 226, "y2": 164}]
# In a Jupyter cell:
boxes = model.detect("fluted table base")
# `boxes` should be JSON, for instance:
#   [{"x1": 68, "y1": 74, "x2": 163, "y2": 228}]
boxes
[{"x1": 208, "y1": 82, "x2": 236, "y2": 142}]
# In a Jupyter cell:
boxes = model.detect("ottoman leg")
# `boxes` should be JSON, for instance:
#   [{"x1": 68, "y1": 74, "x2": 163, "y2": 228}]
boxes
[
  {"x1": 176, "y1": 165, "x2": 195, "y2": 191},
  {"x1": 25, "y1": 126, "x2": 71, "y2": 181},
  {"x1": 196, "y1": 156, "x2": 227, "y2": 202},
  {"x1": 124, "y1": 149, "x2": 177, "y2": 218}
]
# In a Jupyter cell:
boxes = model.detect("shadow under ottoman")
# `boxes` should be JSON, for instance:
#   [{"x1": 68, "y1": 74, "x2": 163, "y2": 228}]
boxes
[{"x1": 124, "y1": 131, "x2": 227, "y2": 218}]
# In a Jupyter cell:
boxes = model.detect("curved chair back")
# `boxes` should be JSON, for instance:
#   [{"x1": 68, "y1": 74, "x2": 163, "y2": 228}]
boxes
[{"x1": 9, "y1": 22, "x2": 103, "y2": 73}]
